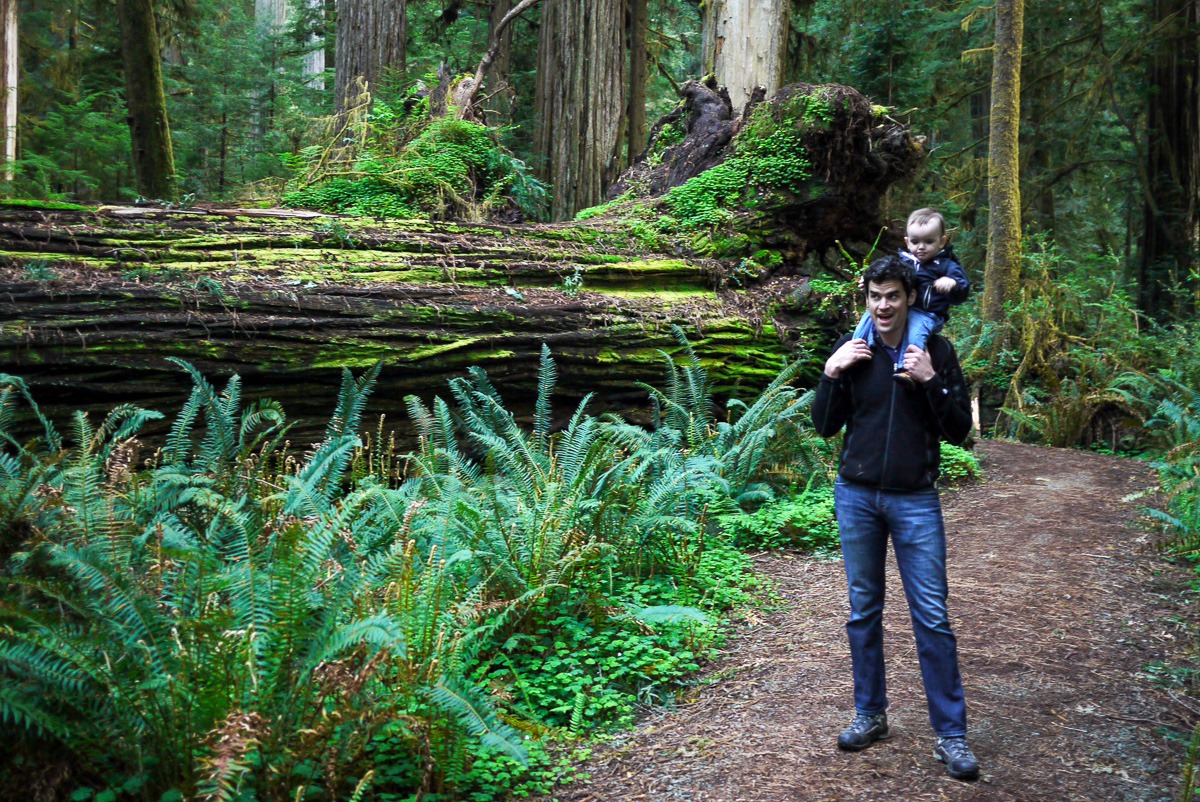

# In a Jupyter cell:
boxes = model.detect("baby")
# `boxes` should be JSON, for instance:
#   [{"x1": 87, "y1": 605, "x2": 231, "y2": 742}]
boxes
[{"x1": 852, "y1": 208, "x2": 970, "y2": 386}]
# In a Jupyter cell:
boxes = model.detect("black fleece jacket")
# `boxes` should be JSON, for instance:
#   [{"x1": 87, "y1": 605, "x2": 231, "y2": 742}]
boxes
[{"x1": 811, "y1": 334, "x2": 972, "y2": 491}]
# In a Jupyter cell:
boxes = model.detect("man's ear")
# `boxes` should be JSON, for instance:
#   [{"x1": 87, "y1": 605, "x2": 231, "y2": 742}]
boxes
[{"x1": 907, "y1": 289, "x2": 917, "y2": 307}]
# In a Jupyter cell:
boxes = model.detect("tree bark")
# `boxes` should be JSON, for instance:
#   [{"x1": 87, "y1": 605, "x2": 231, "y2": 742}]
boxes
[
  {"x1": 0, "y1": 0, "x2": 15, "y2": 185},
  {"x1": 627, "y1": 0, "x2": 650, "y2": 163},
  {"x1": 303, "y1": 0, "x2": 326, "y2": 90},
  {"x1": 334, "y1": 0, "x2": 406, "y2": 114},
  {"x1": 117, "y1": 0, "x2": 178, "y2": 200},
  {"x1": 982, "y1": 0, "x2": 1024, "y2": 325},
  {"x1": 254, "y1": 0, "x2": 287, "y2": 142},
  {"x1": 535, "y1": 0, "x2": 627, "y2": 220},
  {"x1": 1139, "y1": 0, "x2": 1200, "y2": 316},
  {"x1": 701, "y1": 0, "x2": 791, "y2": 112}
]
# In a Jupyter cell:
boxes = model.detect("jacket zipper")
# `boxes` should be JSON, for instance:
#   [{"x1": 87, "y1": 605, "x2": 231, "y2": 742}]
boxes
[{"x1": 880, "y1": 358, "x2": 897, "y2": 485}]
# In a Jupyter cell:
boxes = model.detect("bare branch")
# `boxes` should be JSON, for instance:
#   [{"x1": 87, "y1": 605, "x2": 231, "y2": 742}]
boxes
[{"x1": 457, "y1": 0, "x2": 541, "y2": 120}]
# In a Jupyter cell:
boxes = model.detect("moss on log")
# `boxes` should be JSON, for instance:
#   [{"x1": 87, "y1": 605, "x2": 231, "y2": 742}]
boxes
[{"x1": 0, "y1": 207, "x2": 827, "y2": 431}]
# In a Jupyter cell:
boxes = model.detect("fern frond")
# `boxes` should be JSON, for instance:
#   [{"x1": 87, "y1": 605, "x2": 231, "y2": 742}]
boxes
[
  {"x1": 330, "y1": 363, "x2": 381, "y2": 440},
  {"x1": 428, "y1": 677, "x2": 528, "y2": 765},
  {"x1": 533, "y1": 344, "x2": 557, "y2": 453},
  {"x1": 0, "y1": 373, "x2": 62, "y2": 452}
]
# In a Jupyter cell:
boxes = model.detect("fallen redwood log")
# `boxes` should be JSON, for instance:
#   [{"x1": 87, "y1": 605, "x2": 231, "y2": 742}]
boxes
[{"x1": 0, "y1": 82, "x2": 922, "y2": 433}]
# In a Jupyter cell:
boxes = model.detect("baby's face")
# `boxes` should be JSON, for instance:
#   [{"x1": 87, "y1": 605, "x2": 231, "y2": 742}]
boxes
[{"x1": 905, "y1": 220, "x2": 948, "y2": 263}]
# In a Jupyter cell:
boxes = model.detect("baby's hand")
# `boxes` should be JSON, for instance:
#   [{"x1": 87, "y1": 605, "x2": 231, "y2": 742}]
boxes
[{"x1": 933, "y1": 276, "x2": 957, "y2": 294}]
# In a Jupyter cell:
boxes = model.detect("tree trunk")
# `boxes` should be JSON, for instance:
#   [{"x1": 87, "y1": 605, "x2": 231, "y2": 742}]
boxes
[
  {"x1": 1139, "y1": 0, "x2": 1200, "y2": 316},
  {"x1": 535, "y1": 0, "x2": 627, "y2": 220},
  {"x1": 627, "y1": 0, "x2": 649, "y2": 163},
  {"x1": 982, "y1": 0, "x2": 1023, "y2": 325},
  {"x1": 701, "y1": 0, "x2": 791, "y2": 112},
  {"x1": 0, "y1": 0, "x2": 15, "y2": 185},
  {"x1": 303, "y1": 0, "x2": 326, "y2": 90},
  {"x1": 117, "y1": 0, "x2": 178, "y2": 200},
  {"x1": 334, "y1": 0, "x2": 406, "y2": 114},
  {"x1": 254, "y1": 0, "x2": 287, "y2": 143}
]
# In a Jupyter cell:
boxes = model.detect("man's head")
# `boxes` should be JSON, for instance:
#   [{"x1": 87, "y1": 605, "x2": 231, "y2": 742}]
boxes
[
  {"x1": 905, "y1": 207, "x2": 948, "y2": 264},
  {"x1": 862, "y1": 255, "x2": 917, "y2": 347}
]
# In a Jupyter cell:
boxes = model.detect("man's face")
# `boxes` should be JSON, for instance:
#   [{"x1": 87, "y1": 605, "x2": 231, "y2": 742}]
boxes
[
  {"x1": 866, "y1": 278, "x2": 915, "y2": 345},
  {"x1": 905, "y1": 219, "x2": 948, "y2": 264}
]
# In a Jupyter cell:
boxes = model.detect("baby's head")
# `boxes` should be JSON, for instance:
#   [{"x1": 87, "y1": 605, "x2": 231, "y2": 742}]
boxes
[{"x1": 904, "y1": 208, "x2": 948, "y2": 264}]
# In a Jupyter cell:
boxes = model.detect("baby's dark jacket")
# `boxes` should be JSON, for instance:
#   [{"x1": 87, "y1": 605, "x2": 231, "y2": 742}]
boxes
[{"x1": 904, "y1": 244, "x2": 970, "y2": 319}]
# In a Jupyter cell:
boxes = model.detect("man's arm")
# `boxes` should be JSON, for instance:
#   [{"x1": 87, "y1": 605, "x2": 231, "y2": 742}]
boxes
[
  {"x1": 902, "y1": 339, "x2": 973, "y2": 445},
  {"x1": 811, "y1": 335, "x2": 865, "y2": 437}
]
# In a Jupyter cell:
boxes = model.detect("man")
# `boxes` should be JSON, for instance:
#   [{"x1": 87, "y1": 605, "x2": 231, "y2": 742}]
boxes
[{"x1": 810, "y1": 254, "x2": 979, "y2": 781}]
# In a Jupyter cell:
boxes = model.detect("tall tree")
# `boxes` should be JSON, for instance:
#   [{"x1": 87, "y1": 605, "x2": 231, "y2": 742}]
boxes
[
  {"x1": 302, "y1": 0, "x2": 326, "y2": 89},
  {"x1": 1139, "y1": 0, "x2": 1199, "y2": 315},
  {"x1": 117, "y1": 0, "x2": 178, "y2": 199},
  {"x1": 627, "y1": 0, "x2": 649, "y2": 161},
  {"x1": 534, "y1": 0, "x2": 626, "y2": 220},
  {"x1": 701, "y1": 0, "x2": 791, "y2": 111},
  {"x1": 334, "y1": 0, "x2": 406, "y2": 113},
  {"x1": 982, "y1": 0, "x2": 1024, "y2": 324},
  {"x1": 1, "y1": 0, "x2": 15, "y2": 184}
]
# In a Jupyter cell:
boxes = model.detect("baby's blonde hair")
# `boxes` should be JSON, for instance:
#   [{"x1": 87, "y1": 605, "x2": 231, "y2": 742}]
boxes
[{"x1": 907, "y1": 208, "x2": 947, "y2": 236}]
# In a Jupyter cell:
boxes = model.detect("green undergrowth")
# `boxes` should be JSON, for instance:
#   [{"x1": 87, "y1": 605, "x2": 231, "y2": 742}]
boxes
[
  {"x1": 282, "y1": 96, "x2": 547, "y2": 221},
  {"x1": 0, "y1": 327, "x2": 849, "y2": 801}
]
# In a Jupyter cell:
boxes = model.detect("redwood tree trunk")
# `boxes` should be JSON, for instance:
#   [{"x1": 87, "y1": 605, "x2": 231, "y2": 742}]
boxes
[
  {"x1": 627, "y1": 0, "x2": 649, "y2": 163},
  {"x1": 535, "y1": 0, "x2": 627, "y2": 220},
  {"x1": 303, "y1": 0, "x2": 326, "y2": 90},
  {"x1": 117, "y1": 0, "x2": 178, "y2": 200},
  {"x1": 334, "y1": 0, "x2": 406, "y2": 113},
  {"x1": 701, "y1": 0, "x2": 791, "y2": 112},
  {"x1": 1139, "y1": 0, "x2": 1200, "y2": 316},
  {"x1": 0, "y1": 0, "x2": 15, "y2": 185},
  {"x1": 982, "y1": 0, "x2": 1024, "y2": 325}
]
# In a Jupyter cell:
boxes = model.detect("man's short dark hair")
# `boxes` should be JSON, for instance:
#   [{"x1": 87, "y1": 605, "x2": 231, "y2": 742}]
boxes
[{"x1": 862, "y1": 254, "x2": 917, "y2": 295}]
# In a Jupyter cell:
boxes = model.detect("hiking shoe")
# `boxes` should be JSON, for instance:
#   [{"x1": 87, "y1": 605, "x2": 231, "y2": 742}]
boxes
[
  {"x1": 893, "y1": 368, "x2": 916, "y2": 389},
  {"x1": 837, "y1": 712, "x2": 889, "y2": 751},
  {"x1": 934, "y1": 736, "x2": 980, "y2": 780}
]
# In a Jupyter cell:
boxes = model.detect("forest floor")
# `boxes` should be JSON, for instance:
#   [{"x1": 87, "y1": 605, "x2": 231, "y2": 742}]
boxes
[{"x1": 539, "y1": 441, "x2": 1200, "y2": 802}]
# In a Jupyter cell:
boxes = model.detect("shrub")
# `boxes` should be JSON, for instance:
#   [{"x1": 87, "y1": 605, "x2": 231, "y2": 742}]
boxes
[
  {"x1": 717, "y1": 484, "x2": 838, "y2": 552},
  {"x1": 0, "y1": 332, "x2": 817, "y2": 800},
  {"x1": 283, "y1": 96, "x2": 546, "y2": 221}
]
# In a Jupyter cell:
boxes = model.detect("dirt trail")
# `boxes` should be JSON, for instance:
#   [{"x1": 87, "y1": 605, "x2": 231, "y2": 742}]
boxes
[{"x1": 545, "y1": 441, "x2": 1199, "y2": 802}]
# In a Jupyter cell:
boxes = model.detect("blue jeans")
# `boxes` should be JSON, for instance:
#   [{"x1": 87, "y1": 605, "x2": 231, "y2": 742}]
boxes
[
  {"x1": 852, "y1": 307, "x2": 943, "y2": 355},
  {"x1": 834, "y1": 478, "x2": 967, "y2": 738}
]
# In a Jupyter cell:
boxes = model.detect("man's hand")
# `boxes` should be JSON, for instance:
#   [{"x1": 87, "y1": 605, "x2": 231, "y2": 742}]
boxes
[
  {"x1": 933, "y1": 276, "x2": 957, "y2": 294},
  {"x1": 903, "y1": 344, "x2": 936, "y2": 383},
  {"x1": 824, "y1": 338, "x2": 872, "y2": 378}
]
